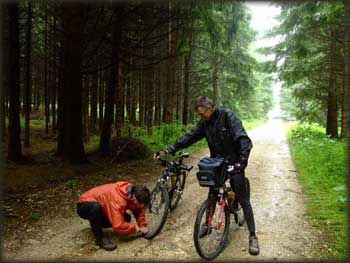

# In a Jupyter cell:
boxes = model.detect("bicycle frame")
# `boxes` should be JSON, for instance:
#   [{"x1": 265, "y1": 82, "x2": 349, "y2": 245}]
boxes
[
  {"x1": 207, "y1": 187, "x2": 228, "y2": 231},
  {"x1": 193, "y1": 163, "x2": 246, "y2": 260},
  {"x1": 145, "y1": 153, "x2": 192, "y2": 239},
  {"x1": 157, "y1": 154, "x2": 193, "y2": 193}
]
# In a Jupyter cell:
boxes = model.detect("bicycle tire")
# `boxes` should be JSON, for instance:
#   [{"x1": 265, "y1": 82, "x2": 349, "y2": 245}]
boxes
[
  {"x1": 144, "y1": 186, "x2": 169, "y2": 240},
  {"x1": 193, "y1": 198, "x2": 230, "y2": 260},
  {"x1": 169, "y1": 172, "x2": 186, "y2": 210}
]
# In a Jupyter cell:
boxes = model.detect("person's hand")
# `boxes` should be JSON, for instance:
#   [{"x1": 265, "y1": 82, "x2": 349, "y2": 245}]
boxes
[
  {"x1": 139, "y1": 226, "x2": 148, "y2": 234},
  {"x1": 234, "y1": 162, "x2": 247, "y2": 172},
  {"x1": 153, "y1": 150, "x2": 166, "y2": 160},
  {"x1": 234, "y1": 163, "x2": 242, "y2": 172},
  {"x1": 135, "y1": 223, "x2": 140, "y2": 233}
]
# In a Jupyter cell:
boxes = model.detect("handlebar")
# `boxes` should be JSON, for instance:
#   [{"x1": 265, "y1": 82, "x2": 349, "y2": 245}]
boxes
[{"x1": 157, "y1": 152, "x2": 193, "y2": 172}]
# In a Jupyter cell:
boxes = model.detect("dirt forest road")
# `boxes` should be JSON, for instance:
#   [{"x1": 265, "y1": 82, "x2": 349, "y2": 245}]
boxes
[{"x1": 4, "y1": 119, "x2": 324, "y2": 261}]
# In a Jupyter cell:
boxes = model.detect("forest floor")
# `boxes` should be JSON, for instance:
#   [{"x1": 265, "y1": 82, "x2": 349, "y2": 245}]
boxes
[{"x1": 3, "y1": 118, "x2": 326, "y2": 261}]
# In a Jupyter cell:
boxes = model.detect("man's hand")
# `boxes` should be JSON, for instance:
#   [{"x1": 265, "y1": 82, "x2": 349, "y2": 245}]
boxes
[
  {"x1": 234, "y1": 163, "x2": 242, "y2": 172},
  {"x1": 139, "y1": 226, "x2": 148, "y2": 234},
  {"x1": 153, "y1": 150, "x2": 166, "y2": 160},
  {"x1": 234, "y1": 162, "x2": 247, "y2": 172},
  {"x1": 135, "y1": 223, "x2": 140, "y2": 233}
]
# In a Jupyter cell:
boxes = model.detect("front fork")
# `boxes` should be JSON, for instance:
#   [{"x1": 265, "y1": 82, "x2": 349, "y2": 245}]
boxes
[{"x1": 207, "y1": 193, "x2": 225, "y2": 230}]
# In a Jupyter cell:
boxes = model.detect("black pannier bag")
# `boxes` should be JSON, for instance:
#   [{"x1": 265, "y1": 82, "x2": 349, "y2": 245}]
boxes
[{"x1": 196, "y1": 157, "x2": 225, "y2": 187}]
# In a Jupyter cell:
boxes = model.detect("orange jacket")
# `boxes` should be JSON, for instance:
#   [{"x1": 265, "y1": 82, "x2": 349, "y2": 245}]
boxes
[{"x1": 78, "y1": 181, "x2": 147, "y2": 235}]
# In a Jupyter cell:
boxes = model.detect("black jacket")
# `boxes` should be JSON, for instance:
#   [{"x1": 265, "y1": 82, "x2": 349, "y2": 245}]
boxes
[{"x1": 166, "y1": 106, "x2": 253, "y2": 167}]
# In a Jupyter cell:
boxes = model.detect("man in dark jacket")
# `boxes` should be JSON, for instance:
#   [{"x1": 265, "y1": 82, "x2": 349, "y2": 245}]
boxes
[
  {"x1": 154, "y1": 96, "x2": 259, "y2": 255},
  {"x1": 77, "y1": 181, "x2": 150, "y2": 251}
]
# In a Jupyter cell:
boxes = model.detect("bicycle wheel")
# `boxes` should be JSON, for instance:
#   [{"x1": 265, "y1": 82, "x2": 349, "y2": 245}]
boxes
[
  {"x1": 169, "y1": 172, "x2": 186, "y2": 210},
  {"x1": 144, "y1": 186, "x2": 170, "y2": 239},
  {"x1": 193, "y1": 198, "x2": 230, "y2": 260}
]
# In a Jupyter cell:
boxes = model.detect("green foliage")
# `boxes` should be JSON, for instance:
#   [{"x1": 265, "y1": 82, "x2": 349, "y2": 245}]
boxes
[
  {"x1": 28, "y1": 210, "x2": 42, "y2": 222},
  {"x1": 85, "y1": 135, "x2": 100, "y2": 153},
  {"x1": 130, "y1": 118, "x2": 265, "y2": 154},
  {"x1": 64, "y1": 179, "x2": 77, "y2": 189},
  {"x1": 189, "y1": 1, "x2": 272, "y2": 121},
  {"x1": 81, "y1": 118, "x2": 265, "y2": 157},
  {"x1": 70, "y1": 113, "x2": 267, "y2": 159},
  {"x1": 287, "y1": 124, "x2": 346, "y2": 259},
  {"x1": 124, "y1": 122, "x2": 206, "y2": 154},
  {"x1": 265, "y1": 2, "x2": 345, "y2": 126}
]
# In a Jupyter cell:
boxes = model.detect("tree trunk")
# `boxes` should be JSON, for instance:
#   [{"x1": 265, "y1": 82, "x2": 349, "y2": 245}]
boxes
[
  {"x1": 344, "y1": 1, "x2": 350, "y2": 259},
  {"x1": 90, "y1": 68, "x2": 98, "y2": 134},
  {"x1": 44, "y1": 5, "x2": 50, "y2": 134},
  {"x1": 115, "y1": 63, "x2": 124, "y2": 138},
  {"x1": 165, "y1": 4, "x2": 176, "y2": 124},
  {"x1": 175, "y1": 58, "x2": 180, "y2": 122},
  {"x1": 326, "y1": 29, "x2": 338, "y2": 138},
  {"x1": 35, "y1": 78, "x2": 40, "y2": 110},
  {"x1": 342, "y1": 1, "x2": 350, "y2": 141},
  {"x1": 56, "y1": 18, "x2": 64, "y2": 154},
  {"x1": 130, "y1": 67, "x2": 137, "y2": 125},
  {"x1": 125, "y1": 60, "x2": 131, "y2": 123},
  {"x1": 1, "y1": 4, "x2": 6, "y2": 143},
  {"x1": 212, "y1": 59, "x2": 219, "y2": 104},
  {"x1": 182, "y1": 26, "x2": 193, "y2": 126},
  {"x1": 154, "y1": 63, "x2": 161, "y2": 126},
  {"x1": 56, "y1": 3, "x2": 87, "y2": 163},
  {"x1": 98, "y1": 68, "x2": 104, "y2": 131},
  {"x1": 176, "y1": 58, "x2": 183, "y2": 122},
  {"x1": 145, "y1": 65, "x2": 154, "y2": 135},
  {"x1": 24, "y1": 1, "x2": 33, "y2": 148},
  {"x1": 99, "y1": 6, "x2": 123, "y2": 154},
  {"x1": 161, "y1": 60, "x2": 167, "y2": 123},
  {"x1": 139, "y1": 67, "x2": 145, "y2": 126},
  {"x1": 82, "y1": 77, "x2": 89, "y2": 143},
  {"x1": 7, "y1": 3, "x2": 22, "y2": 161},
  {"x1": 138, "y1": 19, "x2": 145, "y2": 127},
  {"x1": 52, "y1": 16, "x2": 57, "y2": 131},
  {"x1": 341, "y1": 76, "x2": 347, "y2": 139},
  {"x1": 100, "y1": 69, "x2": 116, "y2": 154}
]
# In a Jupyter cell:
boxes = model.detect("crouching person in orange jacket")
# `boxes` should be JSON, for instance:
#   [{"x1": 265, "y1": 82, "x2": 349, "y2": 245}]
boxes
[{"x1": 77, "y1": 181, "x2": 151, "y2": 251}]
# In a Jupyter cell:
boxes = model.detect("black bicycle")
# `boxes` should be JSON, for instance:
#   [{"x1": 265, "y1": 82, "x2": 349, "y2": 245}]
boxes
[
  {"x1": 193, "y1": 157, "x2": 250, "y2": 260},
  {"x1": 144, "y1": 152, "x2": 193, "y2": 239}
]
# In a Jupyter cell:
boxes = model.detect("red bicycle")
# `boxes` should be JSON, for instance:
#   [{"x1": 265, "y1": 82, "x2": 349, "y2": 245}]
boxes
[{"x1": 193, "y1": 157, "x2": 249, "y2": 260}]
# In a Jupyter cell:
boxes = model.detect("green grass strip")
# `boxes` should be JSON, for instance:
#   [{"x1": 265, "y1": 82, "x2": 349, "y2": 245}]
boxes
[{"x1": 287, "y1": 123, "x2": 346, "y2": 259}]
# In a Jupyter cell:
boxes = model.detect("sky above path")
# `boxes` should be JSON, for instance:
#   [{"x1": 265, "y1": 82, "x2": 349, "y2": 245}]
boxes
[
  {"x1": 245, "y1": 1, "x2": 282, "y2": 118},
  {"x1": 245, "y1": 1, "x2": 281, "y2": 60}
]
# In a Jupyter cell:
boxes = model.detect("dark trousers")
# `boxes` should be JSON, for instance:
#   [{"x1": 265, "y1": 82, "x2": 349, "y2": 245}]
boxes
[
  {"x1": 206, "y1": 170, "x2": 256, "y2": 233},
  {"x1": 77, "y1": 202, "x2": 131, "y2": 240},
  {"x1": 229, "y1": 170, "x2": 256, "y2": 233}
]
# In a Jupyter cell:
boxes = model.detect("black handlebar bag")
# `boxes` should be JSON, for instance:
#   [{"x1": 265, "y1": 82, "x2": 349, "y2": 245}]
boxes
[{"x1": 196, "y1": 157, "x2": 225, "y2": 187}]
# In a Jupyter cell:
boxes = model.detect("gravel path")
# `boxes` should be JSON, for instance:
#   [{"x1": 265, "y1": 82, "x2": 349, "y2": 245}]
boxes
[{"x1": 3, "y1": 119, "x2": 323, "y2": 261}]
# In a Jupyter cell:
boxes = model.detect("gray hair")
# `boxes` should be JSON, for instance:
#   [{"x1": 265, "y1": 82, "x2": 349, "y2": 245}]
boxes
[{"x1": 194, "y1": 96, "x2": 214, "y2": 110}]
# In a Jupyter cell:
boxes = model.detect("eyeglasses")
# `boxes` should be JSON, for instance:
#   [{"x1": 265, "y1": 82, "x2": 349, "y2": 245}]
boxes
[{"x1": 197, "y1": 108, "x2": 209, "y2": 116}]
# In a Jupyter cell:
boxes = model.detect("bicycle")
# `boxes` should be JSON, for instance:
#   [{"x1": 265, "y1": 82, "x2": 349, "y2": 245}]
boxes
[
  {"x1": 193, "y1": 157, "x2": 250, "y2": 260},
  {"x1": 144, "y1": 152, "x2": 193, "y2": 240}
]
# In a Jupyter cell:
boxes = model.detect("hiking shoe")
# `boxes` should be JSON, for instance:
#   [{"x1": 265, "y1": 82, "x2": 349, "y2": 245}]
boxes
[
  {"x1": 96, "y1": 237, "x2": 117, "y2": 251},
  {"x1": 198, "y1": 224, "x2": 209, "y2": 238},
  {"x1": 249, "y1": 235, "x2": 259, "y2": 255}
]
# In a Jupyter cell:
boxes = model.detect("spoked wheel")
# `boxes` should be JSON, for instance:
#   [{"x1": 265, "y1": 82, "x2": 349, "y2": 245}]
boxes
[
  {"x1": 169, "y1": 172, "x2": 186, "y2": 210},
  {"x1": 193, "y1": 199, "x2": 230, "y2": 260},
  {"x1": 144, "y1": 186, "x2": 169, "y2": 239}
]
